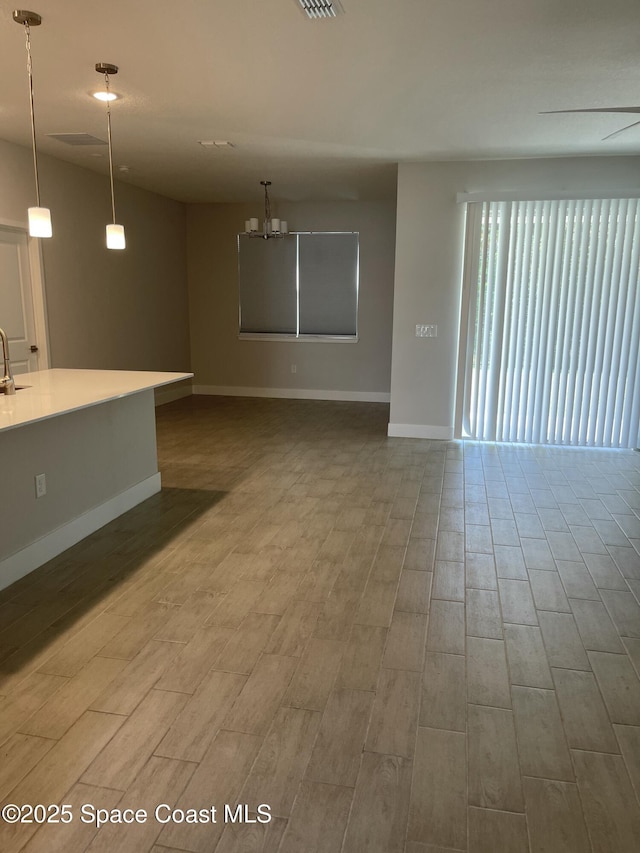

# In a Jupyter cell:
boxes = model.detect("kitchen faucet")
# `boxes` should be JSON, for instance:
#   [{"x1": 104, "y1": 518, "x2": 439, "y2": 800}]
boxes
[{"x1": 0, "y1": 327, "x2": 16, "y2": 395}]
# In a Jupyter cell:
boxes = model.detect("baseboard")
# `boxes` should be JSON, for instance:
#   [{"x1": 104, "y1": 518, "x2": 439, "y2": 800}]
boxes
[
  {"x1": 193, "y1": 385, "x2": 391, "y2": 404},
  {"x1": 387, "y1": 423, "x2": 454, "y2": 440},
  {"x1": 0, "y1": 473, "x2": 162, "y2": 592},
  {"x1": 155, "y1": 382, "x2": 192, "y2": 406}
]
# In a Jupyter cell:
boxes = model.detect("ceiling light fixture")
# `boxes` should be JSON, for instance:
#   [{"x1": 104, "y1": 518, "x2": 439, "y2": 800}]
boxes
[
  {"x1": 244, "y1": 181, "x2": 289, "y2": 239},
  {"x1": 95, "y1": 62, "x2": 125, "y2": 250},
  {"x1": 92, "y1": 90, "x2": 121, "y2": 103},
  {"x1": 13, "y1": 10, "x2": 52, "y2": 238}
]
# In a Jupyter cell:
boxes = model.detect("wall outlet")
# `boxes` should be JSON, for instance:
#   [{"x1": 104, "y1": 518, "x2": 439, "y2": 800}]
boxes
[
  {"x1": 416, "y1": 324, "x2": 437, "y2": 338},
  {"x1": 291, "y1": 364, "x2": 297, "y2": 374},
  {"x1": 35, "y1": 473, "x2": 46, "y2": 498}
]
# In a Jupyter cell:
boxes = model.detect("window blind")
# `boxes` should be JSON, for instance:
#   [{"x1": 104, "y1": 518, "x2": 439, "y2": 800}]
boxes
[
  {"x1": 298, "y1": 233, "x2": 358, "y2": 335},
  {"x1": 461, "y1": 198, "x2": 640, "y2": 448},
  {"x1": 238, "y1": 236, "x2": 298, "y2": 334},
  {"x1": 238, "y1": 232, "x2": 359, "y2": 338}
]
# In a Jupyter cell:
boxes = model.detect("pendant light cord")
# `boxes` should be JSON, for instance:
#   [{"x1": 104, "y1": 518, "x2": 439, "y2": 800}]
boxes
[
  {"x1": 104, "y1": 72, "x2": 117, "y2": 224},
  {"x1": 23, "y1": 21, "x2": 41, "y2": 207}
]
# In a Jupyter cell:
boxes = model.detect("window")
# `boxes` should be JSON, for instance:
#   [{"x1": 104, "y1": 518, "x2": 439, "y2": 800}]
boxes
[
  {"x1": 458, "y1": 198, "x2": 640, "y2": 448},
  {"x1": 238, "y1": 231, "x2": 359, "y2": 339}
]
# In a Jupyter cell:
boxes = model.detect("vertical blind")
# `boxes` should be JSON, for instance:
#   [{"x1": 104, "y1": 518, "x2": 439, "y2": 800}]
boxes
[{"x1": 461, "y1": 198, "x2": 640, "y2": 447}]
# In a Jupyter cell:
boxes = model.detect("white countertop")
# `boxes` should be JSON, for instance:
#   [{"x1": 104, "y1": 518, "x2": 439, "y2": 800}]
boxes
[{"x1": 0, "y1": 368, "x2": 193, "y2": 432}]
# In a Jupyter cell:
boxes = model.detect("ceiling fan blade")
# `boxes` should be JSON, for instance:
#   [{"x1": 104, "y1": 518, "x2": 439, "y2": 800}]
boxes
[
  {"x1": 601, "y1": 119, "x2": 640, "y2": 140},
  {"x1": 540, "y1": 107, "x2": 640, "y2": 115}
]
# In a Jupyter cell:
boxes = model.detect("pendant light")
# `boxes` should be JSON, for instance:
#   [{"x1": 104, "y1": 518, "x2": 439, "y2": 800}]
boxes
[
  {"x1": 13, "y1": 10, "x2": 52, "y2": 238},
  {"x1": 95, "y1": 63, "x2": 125, "y2": 250},
  {"x1": 244, "y1": 181, "x2": 289, "y2": 239}
]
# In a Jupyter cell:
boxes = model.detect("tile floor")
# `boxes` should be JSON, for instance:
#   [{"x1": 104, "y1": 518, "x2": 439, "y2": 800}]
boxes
[{"x1": 1, "y1": 395, "x2": 640, "y2": 852}]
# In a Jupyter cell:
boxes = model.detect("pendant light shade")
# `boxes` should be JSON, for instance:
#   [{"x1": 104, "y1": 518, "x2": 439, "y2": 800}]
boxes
[
  {"x1": 106, "y1": 223, "x2": 126, "y2": 250},
  {"x1": 27, "y1": 206, "x2": 52, "y2": 238},
  {"x1": 13, "y1": 10, "x2": 52, "y2": 238},
  {"x1": 95, "y1": 63, "x2": 126, "y2": 251}
]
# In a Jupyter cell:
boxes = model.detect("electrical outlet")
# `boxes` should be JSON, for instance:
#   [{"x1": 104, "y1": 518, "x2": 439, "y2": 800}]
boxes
[
  {"x1": 416, "y1": 324, "x2": 438, "y2": 338},
  {"x1": 35, "y1": 473, "x2": 46, "y2": 498},
  {"x1": 291, "y1": 364, "x2": 297, "y2": 374}
]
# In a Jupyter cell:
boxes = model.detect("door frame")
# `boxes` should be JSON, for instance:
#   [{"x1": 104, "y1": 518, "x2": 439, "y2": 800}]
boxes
[
  {"x1": 454, "y1": 201, "x2": 482, "y2": 439},
  {"x1": 0, "y1": 217, "x2": 50, "y2": 370}
]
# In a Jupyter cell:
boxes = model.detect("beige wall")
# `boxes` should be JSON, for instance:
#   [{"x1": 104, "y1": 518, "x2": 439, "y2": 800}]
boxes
[
  {"x1": 186, "y1": 200, "x2": 396, "y2": 399},
  {"x1": 0, "y1": 138, "x2": 190, "y2": 373},
  {"x1": 390, "y1": 156, "x2": 640, "y2": 437}
]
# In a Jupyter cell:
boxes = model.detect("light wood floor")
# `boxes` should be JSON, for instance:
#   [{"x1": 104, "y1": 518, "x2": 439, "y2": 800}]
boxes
[{"x1": 1, "y1": 395, "x2": 640, "y2": 852}]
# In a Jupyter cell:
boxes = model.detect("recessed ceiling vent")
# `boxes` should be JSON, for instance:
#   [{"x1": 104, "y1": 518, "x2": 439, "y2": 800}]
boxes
[
  {"x1": 198, "y1": 140, "x2": 235, "y2": 149},
  {"x1": 47, "y1": 133, "x2": 107, "y2": 146},
  {"x1": 296, "y1": 0, "x2": 344, "y2": 19}
]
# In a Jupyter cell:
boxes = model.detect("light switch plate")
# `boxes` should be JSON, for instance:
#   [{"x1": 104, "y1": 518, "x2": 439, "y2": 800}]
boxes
[
  {"x1": 35, "y1": 472, "x2": 46, "y2": 498},
  {"x1": 416, "y1": 324, "x2": 437, "y2": 338}
]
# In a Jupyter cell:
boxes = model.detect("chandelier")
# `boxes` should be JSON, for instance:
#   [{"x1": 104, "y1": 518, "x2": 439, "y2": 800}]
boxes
[{"x1": 244, "y1": 181, "x2": 289, "y2": 239}]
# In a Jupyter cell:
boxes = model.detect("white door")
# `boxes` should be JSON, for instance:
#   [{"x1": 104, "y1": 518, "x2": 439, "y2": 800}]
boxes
[{"x1": 0, "y1": 226, "x2": 40, "y2": 374}]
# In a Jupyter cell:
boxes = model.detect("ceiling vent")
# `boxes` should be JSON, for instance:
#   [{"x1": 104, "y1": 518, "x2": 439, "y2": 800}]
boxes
[
  {"x1": 47, "y1": 133, "x2": 107, "y2": 146},
  {"x1": 198, "y1": 140, "x2": 235, "y2": 149},
  {"x1": 296, "y1": 0, "x2": 344, "y2": 19}
]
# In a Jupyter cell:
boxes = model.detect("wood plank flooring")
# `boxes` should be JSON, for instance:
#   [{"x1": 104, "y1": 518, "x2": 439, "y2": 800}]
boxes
[{"x1": 1, "y1": 394, "x2": 640, "y2": 851}]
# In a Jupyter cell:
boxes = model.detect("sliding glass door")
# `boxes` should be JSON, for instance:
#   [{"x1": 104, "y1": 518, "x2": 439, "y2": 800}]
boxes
[{"x1": 458, "y1": 198, "x2": 640, "y2": 447}]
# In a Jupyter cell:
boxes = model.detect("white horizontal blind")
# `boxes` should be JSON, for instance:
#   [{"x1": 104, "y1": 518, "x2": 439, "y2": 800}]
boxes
[{"x1": 462, "y1": 198, "x2": 640, "y2": 447}]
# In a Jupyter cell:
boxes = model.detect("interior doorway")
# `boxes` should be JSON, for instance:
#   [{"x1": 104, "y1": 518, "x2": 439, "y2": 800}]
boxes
[{"x1": 0, "y1": 221, "x2": 49, "y2": 374}]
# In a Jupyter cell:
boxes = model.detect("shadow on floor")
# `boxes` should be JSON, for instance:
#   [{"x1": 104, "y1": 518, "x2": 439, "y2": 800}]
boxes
[{"x1": 0, "y1": 486, "x2": 227, "y2": 682}]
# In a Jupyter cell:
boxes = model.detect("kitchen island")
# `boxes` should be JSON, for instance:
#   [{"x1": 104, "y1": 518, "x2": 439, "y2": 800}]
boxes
[{"x1": 0, "y1": 368, "x2": 192, "y2": 591}]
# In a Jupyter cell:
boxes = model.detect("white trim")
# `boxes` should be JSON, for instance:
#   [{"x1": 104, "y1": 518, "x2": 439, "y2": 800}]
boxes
[
  {"x1": 27, "y1": 238, "x2": 50, "y2": 369},
  {"x1": 0, "y1": 473, "x2": 161, "y2": 592},
  {"x1": 456, "y1": 190, "x2": 640, "y2": 204},
  {"x1": 238, "y1": 333, "x2": 358, "y2": 343},
  {"x1": 455, "y1": 201, "x2": 483, "y2": 438},
  {"x1": 387, "y1": 423, "x2": 454, "y2": 440},
  {"x1": 154, "y1": 382, "x2": 192, "y2": 406},
  {"x1": 193, "y1": 384, "x2": 390, "y2": 403}
]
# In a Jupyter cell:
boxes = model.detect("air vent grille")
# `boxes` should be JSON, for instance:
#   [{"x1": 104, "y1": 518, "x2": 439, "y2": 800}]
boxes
[
  {"x1": 198, "y1": 140, "x2": 235, "y2": 149},
  {"x1": 47, "y1": 133, "x2": 107, "y2": 146},
  {"x1": 297, "y1": 0, "x2": 344, "y2": 19}
]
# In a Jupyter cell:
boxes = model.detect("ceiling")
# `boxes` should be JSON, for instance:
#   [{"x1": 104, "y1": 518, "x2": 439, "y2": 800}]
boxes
[{"x1": 1, "y1": 0, "x2": 639, "y2": 204}]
